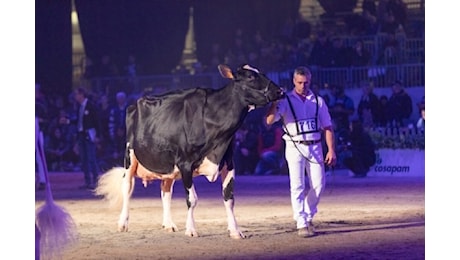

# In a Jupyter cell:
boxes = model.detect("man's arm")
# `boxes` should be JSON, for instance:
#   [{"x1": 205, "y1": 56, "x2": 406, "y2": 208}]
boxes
[
  {"x1": 265, "y1": 101, "x2": 278, "y2": 125},
  {"x1": 323, "y1": 125, "x2": 336, "y2": 167}
]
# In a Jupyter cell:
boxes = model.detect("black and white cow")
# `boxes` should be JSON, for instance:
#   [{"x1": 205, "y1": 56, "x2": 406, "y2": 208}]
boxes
[{"x1": 94, "y1": 64, "x2": 284, "y2": 239}]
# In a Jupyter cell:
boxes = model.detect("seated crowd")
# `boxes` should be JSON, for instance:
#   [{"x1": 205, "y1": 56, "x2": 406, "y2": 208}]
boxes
[
  {"x1": 38, "y1": 1, "x2": 423, "y2": 176},
  {"x1": 36, "y1": 77, "x2": 423, "y2": 177}
]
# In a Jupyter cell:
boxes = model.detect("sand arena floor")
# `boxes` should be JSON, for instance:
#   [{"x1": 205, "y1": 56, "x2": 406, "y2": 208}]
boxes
[{"x1": 35, "y1": 170, "x2": 425, "y2": 260}]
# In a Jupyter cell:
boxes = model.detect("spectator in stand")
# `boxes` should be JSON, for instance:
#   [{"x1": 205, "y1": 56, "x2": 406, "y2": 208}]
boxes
[
  {"x1": 308, "y1": 30, "x2": 333, "y2": 67},
  {"x1": 387, "y1": 80, "x2": 413, "y2": 127},
  {"x1": 345, "y1": 4, "x2": 378, "y2": 35},
  {"x1": 311, "y1": 82, "x2": 329, "y2": 104},
  {"x1": 233, "y1": 122, "x2": 259, "y2": 175},
  {"x1": 343, "y1": 119, "x2": 376, "y2": 178},
  {"x1": 417, "y1": 95, "x2": 425, "y2": 110},
  {"x1": 416, "y1": 105, "x2": 425, "y2": 132},
  {"x1": 380, "y1": 32, "x2": 400, "y2": 65},
  {"x1": 350, "y1": 40, "x2": 371, "y2": 67},
  {"x1": 281, "y1": 40, "x2": 308, "y2": 70},
  {"x1": 327, "y1": 84, "x2": 355, "y2": 137},
  {"x1": 254, "y1": 117, "x2": 284, "y2": 175},
  {"x1": 45, "y1": 126, "x2": 78, "y2": 171},
  {"x1": 47, "y1": 108, "x2": 79, "y2": 165},
  {"x1": 94, "y1": 94, "x2": 112, "y2": 169},
  {"x1": 362, "y1": 7, "x2": 379, "y2": 35},
  {"x1": 379, "y1": 9, "x2": 400, "y2": 35},
  {"x1": 327, "y1": 84, "x2": 355, "y2": 168},
  {"x1": 35, "y1": 84, "x2": 50, "y2": 134},
  {"x1": 97, "y1": 94, "x2": 111, "y2": 144},
  {"x1": 123, "y1": 54, "x2": 141, "y2": 94},
  {"x1": 108, "y1": 91, "x2": 128, "y2": 167},
  {"x1": 374, "y1": 95, "x2": 390, "y2": 127},
  {"x1": 97, "y1": 54, "x2": 119, "y2": 96},
  {"x1": 98, "y1": 54, "x2": 118, "y2": 77},
  {"x1": 357, "y1": 80, "x2": 380, "y2": 128},
  {"x1": 387, "y1": 0, "x2": 408, "y2": 30},
  {"x1": 416, "y1": 97, "x2": 425, "y2": 132},
  {"x1": 330, "y1": 37, "x2": 351, "y2": 67}
]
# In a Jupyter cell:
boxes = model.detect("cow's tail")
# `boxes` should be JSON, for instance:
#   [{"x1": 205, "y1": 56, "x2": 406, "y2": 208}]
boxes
[
  {"x1": 35, "y1": 117, "x2": 78, "y2": 260},
  {"x1": 94, "y1": 167, "x2": 133, "y2": 208}
]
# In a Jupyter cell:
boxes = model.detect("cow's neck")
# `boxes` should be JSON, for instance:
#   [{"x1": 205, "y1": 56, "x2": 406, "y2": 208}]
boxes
[{"x1": 207, "y1": 84, "x2": 251, "y2": 130}]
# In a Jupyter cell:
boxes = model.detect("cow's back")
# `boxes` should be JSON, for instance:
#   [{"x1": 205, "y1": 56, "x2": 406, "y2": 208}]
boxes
[{"x1": 127, "y1": 88, "x2": 211, "y2": 173}]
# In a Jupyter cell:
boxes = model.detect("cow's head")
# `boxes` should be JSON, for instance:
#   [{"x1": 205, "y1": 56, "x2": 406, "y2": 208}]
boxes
[{"x1": 218, "y1": 64, "x2": 284, "y2": 107}]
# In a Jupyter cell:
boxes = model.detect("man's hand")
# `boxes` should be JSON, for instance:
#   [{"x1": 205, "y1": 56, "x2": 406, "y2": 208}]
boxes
[{"x1": 324, "y1": 150, "x2": 337, "y2": 167}]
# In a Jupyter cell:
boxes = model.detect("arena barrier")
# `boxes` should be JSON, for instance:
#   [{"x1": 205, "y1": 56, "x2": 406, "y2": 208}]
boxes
[{"x1": 368, "y1": 148, "x2": 425, "y2": 176}]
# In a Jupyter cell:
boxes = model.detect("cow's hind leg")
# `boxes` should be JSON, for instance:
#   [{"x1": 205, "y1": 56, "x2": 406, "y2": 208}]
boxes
[
  {"x1": 118, "y1": 168, "x2": 135, "y2": 232},
  {"x1": 94, "y1": 166, "x2": 135, "y2": 232},
  {"x1": 161, "y1": 178, "x2": 178, "y2": 232},
  {"x1": 221, "y1": 166, "x2": 245, "y2": 239}
]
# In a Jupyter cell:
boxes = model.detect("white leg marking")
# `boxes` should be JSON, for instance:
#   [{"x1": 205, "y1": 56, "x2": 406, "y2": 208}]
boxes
[
  {"x1": 118, "y1": 174, "x2": 133, "y2": 232},
  {"x1": 185, "y1": 184, "x2": 199, "y2": 237},
  {"x1": 161, "y1": 180, "x2": 178, "y2": 232},
  {"x1": 222, "y1": 169, "x2": 245, "y2": 239}
]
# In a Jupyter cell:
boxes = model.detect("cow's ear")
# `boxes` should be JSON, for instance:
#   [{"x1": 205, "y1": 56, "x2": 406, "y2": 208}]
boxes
[{"x1": 218, "y1": 64, "x2": 234, "y2": 79}]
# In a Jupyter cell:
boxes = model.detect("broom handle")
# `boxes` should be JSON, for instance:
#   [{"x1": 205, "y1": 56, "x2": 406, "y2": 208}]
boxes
[{"x1": 35, "y1": 117, "x2": 54, "y2": 202}]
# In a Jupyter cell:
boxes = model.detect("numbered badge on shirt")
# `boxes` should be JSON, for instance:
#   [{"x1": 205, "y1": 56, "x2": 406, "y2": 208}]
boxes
[{"x1": 296, "y1": 118, "x2": 317, "y2": 134}]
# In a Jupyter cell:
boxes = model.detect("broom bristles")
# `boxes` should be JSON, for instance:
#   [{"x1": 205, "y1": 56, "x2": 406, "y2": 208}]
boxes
[
  {"x1": 35, "y1": 117, "x2": 78, "y2": 259},
  {"x1": 36, "y1": 200, "x2": 78, "y2": 260}
]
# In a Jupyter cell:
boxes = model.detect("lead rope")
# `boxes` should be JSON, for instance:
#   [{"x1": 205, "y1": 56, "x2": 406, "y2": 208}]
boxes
[{"x1": 282, "y1": 94, "x2": 320, "y2": 165}]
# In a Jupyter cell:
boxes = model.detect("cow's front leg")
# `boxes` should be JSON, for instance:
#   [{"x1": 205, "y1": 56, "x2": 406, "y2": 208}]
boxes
[
  {"x1": 161, "y1": 179, "x2": 178, "y2": 232},
  {"x1": 184, "y1": 184, "x2": 199, "y2": 237},
  {"x1": 222, "y1": 168, "x2": 245, "y2": 239}
]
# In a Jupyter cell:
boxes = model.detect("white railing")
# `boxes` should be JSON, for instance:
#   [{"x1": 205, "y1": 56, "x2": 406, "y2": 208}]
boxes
[
  {"x1": 85, "y1": 63, "x2": 424, "y2": 95},
  {"x1": 368, "y1": 125, "x2": 425, "y2": 150}
]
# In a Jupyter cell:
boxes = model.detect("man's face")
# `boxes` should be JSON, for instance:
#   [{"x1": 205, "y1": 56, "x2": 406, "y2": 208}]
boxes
[{"x1": 293, "y1": 73, "x2": 311, "y2": 96}]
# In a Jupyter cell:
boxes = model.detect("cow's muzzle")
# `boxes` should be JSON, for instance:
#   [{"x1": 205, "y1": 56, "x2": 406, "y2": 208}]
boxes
[{"x1": 265, "y1": 82, "x2": 285, "y2": 102}]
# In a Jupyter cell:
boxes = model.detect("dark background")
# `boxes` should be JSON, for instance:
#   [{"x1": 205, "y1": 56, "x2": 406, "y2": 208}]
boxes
[{"x1": 35, "y1": 0, "x2": 301, "y2": 95}]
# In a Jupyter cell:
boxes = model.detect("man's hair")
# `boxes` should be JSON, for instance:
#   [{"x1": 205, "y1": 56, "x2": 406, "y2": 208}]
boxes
[{"x1": 293, "y1": 66, "x2": 312, "y2": 77}]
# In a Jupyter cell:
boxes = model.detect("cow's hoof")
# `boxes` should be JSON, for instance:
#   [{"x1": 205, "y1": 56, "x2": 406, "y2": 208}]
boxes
[
  {"x1": 185, "y1": 230, "x2": 199, "y2": 237},
  {"x1": 228, "y1": 230, "x2": 245, "y2": 239},
  {"x1": 117, "y1": 225, "x2": 128, "y2": 232},
  {"x1": 163, "y1": 225, "x2": 178, "y2": 233}
]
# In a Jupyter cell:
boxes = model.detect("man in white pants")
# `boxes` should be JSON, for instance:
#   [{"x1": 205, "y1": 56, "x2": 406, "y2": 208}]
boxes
[{"x1": 265, "y1": 66, "x2": 336, "y2": 237}]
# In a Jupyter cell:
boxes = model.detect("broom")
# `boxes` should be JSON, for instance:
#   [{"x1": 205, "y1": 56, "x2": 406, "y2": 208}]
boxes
[{"x1": 35, "y1": 117, "x2": 78, "y2": 259}]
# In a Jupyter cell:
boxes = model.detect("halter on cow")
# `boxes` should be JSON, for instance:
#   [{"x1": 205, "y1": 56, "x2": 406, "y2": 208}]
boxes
[{"x1": 94, "y1": 64, "x2": 284, "y2": 239}]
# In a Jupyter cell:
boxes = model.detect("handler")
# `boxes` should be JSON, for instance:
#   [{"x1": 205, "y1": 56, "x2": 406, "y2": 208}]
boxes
[{"x1": 265, "y1": 66, "x2": 336, "y2": 237}]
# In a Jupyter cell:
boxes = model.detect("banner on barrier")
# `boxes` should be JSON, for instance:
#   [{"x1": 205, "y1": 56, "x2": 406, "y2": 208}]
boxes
[{"x1": 368, "y1": 149, "x2": 425, "y2": 176}]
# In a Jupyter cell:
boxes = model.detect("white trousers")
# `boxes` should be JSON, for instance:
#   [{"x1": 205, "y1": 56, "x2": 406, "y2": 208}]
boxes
[{"x1": 284, "y1": 141, "x2": 326, "y2": 229}]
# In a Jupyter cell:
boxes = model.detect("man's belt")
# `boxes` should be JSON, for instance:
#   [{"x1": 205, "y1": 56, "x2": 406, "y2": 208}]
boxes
[{"x1": 292, "y1": 139, "x2": 321, "y2": 145}]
